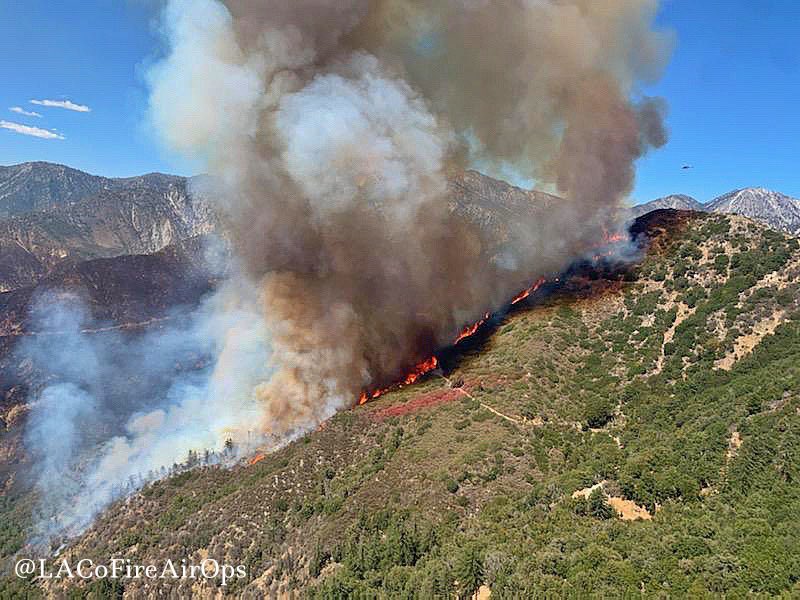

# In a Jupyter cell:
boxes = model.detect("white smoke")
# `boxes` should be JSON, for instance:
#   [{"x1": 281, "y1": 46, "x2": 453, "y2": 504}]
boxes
[
  {"x1": 20, "y1": 0, "x2": 669, "y2": 542},
  {"x1": 22, "y1": 274, "x2": 274, "y2": 539},
  {"x1": 275, "y1": 54, "x2": 450, "y2": 220}
]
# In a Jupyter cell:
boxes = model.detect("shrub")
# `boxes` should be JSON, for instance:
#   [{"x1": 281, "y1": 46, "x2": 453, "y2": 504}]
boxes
[{"x1": 584, "y1": 397, "x2": 615, "y2": 429}]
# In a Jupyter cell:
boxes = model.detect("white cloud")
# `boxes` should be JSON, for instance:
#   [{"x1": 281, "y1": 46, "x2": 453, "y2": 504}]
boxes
[
  {"x1": 10, "y1": 106, "x2": 43, "y2": 118},
  {"x1": 30, "y1": 99, "x2": 91, "y2": 113},
  {"x1": 0, "y1": 120, "x2": 65, "y2": 140}
]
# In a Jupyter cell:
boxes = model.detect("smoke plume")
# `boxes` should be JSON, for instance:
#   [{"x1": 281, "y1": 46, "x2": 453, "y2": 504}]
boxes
[
  {"x1": 22, "y1": 0, "x2": 669, "y2": 538},
  {"x1": 149, "y1": 0, "x2": 669, "y2": 431},
  {"x1": 22, "y1": 274, "x2": 274, "y2": 538}
]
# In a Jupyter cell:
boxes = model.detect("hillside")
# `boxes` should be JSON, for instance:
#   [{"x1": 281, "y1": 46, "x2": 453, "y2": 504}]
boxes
[
  {"x1": 0, "y1": 235, "x2": 222, "y2": 503},
  {"x1": 0, "y1": 170, "x2": 217, "y2": 292},
  {"x1": 8, "y1": 210, "x2": 799, "y2": 598},
  {"x1": 0, "y1": 162, "x2": 109, "y2": 219},
  {"x1": 0, "y1": 162, "x2": 191, "y2": 219}
]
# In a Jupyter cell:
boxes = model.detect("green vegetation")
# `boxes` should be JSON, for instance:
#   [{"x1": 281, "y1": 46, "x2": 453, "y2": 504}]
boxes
[{"x1": 4, "y1": 213, "x2": 800, "y2": 597}]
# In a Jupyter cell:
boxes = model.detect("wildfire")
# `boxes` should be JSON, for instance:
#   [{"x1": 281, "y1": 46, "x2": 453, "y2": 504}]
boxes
[
  {"x1": 511, "y1": 277, "x2": 547, "y2": 305},
  {"x1": 359, "y1": 277, "x2": 549, "y2": 404},
  {"x1": 602, "y1": 226, "x2": 627, "y2": 245},
  {"x1": 248, "y1": 453, "x2": 265, "y2": 466},
  {"x1": 455, "y1": 312, "x2": 490, "y2": 343},
  {"x1": 357, "y1": 228, "x2": 630, "y2": 407},
  {"x1": 359, "y1": 356, "x2": 440, "y2": 405}
]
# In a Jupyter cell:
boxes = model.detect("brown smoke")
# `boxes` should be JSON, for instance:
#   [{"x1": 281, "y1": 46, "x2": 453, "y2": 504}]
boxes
[{"x1": 149, "y1": 0, "x2": 670, "y2": 437}]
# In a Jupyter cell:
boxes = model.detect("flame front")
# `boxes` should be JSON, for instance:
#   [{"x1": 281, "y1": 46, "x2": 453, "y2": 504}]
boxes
[
  {"x1": 356, "y1": 229, "x2": 630, "y2": 407},
  {"x1": 511, "y1": 277, "x2": 547, "y2": 305},
  {"x1": 359, "y1": 276, "x2": 550, "y2": 404},
  {"x1": 359, "y1": 356, "x2": 440, "y2": 405},
  {"x1": 455, "y1": 312, "x2": 491, "y2": 344}
]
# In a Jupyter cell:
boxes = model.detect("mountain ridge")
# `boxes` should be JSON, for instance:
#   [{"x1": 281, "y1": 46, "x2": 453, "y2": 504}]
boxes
[
  {"x1": 0, "y1": 162, "x2": 192, "y2": 218},
  {"x1": 0, "y1": 164, "x2": 218, "y2": 292},
  {"x1": 6, "y1": 161, "x2": 800, "y2": 237},
  {"x1": 633, "y1": 187, "x2": 800, "y2": 234}
]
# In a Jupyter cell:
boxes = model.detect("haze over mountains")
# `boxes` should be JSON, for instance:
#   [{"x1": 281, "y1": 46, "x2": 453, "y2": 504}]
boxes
[
  {"x1": 631, "y1": 187, "x2": 800, "y2": 234},
  {"x1": 4, "y1": 162, "x2": 799, "y2": 259},
  {"x1": 0, "y1": 162, "x2": 568, "y2": 294}
]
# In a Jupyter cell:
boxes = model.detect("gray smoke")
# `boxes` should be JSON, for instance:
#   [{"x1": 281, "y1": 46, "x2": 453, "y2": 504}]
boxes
[
  {"x1": 23, "y1": 0, "x2": 670, "y2": 540},
  {"x1": 21, "y1": 275, "x2": 276, "y2": 539},
  {"x1": 148, "y1": 0, "x2": 669, "y2": 431}
]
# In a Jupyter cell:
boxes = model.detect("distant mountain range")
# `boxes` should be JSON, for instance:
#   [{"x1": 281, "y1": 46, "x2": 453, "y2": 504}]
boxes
[
  {"x1": 0, "y1": 161, "x2": 197, "y2": 219},
  {"x1": 0, "y1": 162, "x2": 217, "y2": 292},
  {"x1": 631, "y1": 188, "x2": 800, "y2": 234},
  {"x1": 0, "y1": 162, "x2": 562, "y2": 294},
  {"x1": 2, "y1": 161, "x2": 799, "y2": 294}
]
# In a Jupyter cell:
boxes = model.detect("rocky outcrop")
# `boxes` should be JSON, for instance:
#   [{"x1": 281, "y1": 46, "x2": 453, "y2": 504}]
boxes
[
  {"x1": 629, "y1": 194, "x2": 703, "y2": 218},
  {"x1": 0, "y1": 174, "x2": 217, "y2": 292}
]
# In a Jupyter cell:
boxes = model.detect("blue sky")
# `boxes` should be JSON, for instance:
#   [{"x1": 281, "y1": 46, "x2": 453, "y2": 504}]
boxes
[{"x1": 0, "y1": 0, "x2": 798, "y2": 203}]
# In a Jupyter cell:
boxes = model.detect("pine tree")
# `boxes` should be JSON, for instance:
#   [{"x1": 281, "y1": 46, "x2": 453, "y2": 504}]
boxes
[
  {"x1": 455, "y1": 544, "x2": 484, "y2": 599},
  {"x1": 588, "y1": 488, "x2": 615, "y2": 520}
]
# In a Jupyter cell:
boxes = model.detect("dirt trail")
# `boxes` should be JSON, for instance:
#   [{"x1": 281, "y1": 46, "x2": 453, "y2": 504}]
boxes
[
  {"x1": 703, "y1": 428, "x2": 743, "y2": 497},
  {"x1": 1, "y1": 316, "x2": 172, "y2": 339},
  {"x1": 438, "y1": 374, "x2": 524, "y2": 425},
  {"x1": 725, "y1": 430, "x2": 742, "y2": 460}
]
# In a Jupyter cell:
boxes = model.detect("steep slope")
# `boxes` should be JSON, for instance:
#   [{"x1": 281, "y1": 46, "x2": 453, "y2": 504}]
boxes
[
  {"x1": 0, "y1": 235, "x2": 222, "y2": 507},
  {"x1": 0, "y1": 169, "x2": 566, "y2": 516},
  {"x1": 0, "y1": 177, "x2": 217, "y2": 292},
  {"x1": 706, "y1": 187, "x2": 800, "y2": 234},
  {"x1": 13, "y1": 211, "x2": 800, "y2": 598},
  {"x1": 0, "y1": 162, "x2": 109, "y2": 218},
  {"x1": 448, "y1": 170, "x2": 562, "y2": 239},
  {"x1": 0, "y1": 162, "x2": 197, "y2": 219},
  {"x1": 629, "y1": 194, "x2": 703, "y2": 218}
]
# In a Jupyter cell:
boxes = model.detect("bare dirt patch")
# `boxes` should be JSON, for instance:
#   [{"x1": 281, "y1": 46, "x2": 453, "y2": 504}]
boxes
[
  {"x1": 716, "y1": 312, "x2": 785, "y2": 370},
  {"x1": 572, "y1": 481, "x2": 653, "y2": 520},
  {"x1": 607, "y1": 496, "x2": 652, "y2": 521}
]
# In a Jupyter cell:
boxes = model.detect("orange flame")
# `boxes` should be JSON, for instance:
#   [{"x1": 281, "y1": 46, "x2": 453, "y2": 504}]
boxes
[
  {"x1": 359, "y1": 355, "x2": 440, "y2": 404},
  {"x1": 248, "y1": 453, "x2": 265, "y2": 466},
  {"x1": 511, "y1": 277, "x2": 546, "y2": 305},
  {"x1": 455, "y1": 312, "x2": 490, "y2": 343},
  {"x1": 602, "y1": 226, "x2": 627, "y2": 245},
  {"x1": 359, "y1": 277, "x2": 548, "y2": 404},
  {"x1": 357, "y1": 228, "x2": 632, "y2": 406}
]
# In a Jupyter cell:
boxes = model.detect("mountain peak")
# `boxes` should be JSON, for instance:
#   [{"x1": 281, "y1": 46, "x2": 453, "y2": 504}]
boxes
[
  {"x1": 706, "y1": 188, "x2": 800, "y2": 234},
  {"x1": 629, "y1": 193, "x2": 703, "y2": 218}
]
